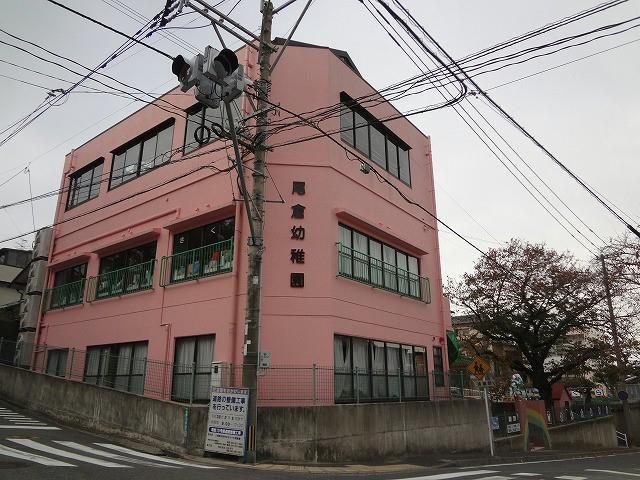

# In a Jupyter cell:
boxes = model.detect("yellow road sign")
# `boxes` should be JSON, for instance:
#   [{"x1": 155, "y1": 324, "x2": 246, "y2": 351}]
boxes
[{"x1": 468, "y1": 356, "x2": 490, "y2": 380}]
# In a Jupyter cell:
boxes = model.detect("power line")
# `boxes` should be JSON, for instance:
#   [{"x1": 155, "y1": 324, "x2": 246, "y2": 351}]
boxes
[
  {"x1": 44, "y1": 0, "x2": 174, "y2": 60},
  {"x1": 391, "y1": 0, "x2": 640, "y2": 240}
]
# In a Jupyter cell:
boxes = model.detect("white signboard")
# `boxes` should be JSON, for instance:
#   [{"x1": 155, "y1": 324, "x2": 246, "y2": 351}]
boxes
[
  {"x1": 205, "y1": 386, "x2": 249, "y2": 456},
  {"x1": 507, "y1": 423, "x2": 521, "y2": 434}
]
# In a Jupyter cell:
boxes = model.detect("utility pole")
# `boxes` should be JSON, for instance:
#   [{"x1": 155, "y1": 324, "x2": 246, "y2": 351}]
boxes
[
  {"x1": 241, "y1": 0, "x2": 273, "y2": 464},
  {"x1": 600, "y1": 253, "x2": 633, "y2": 446}
]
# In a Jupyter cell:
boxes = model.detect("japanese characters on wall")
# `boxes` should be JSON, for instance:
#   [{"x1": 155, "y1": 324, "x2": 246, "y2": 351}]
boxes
[{"x1": 290, "y1": 181, "x2": 305, "y2": 288}]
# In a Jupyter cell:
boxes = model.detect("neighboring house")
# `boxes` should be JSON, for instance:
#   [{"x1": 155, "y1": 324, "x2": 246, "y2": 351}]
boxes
[
  {"x1": 35, "y1": 39, "x2": 451, "y2": 404},
  {"x1": 0, "y1": 248, "x2": 31, "y2": 342}
]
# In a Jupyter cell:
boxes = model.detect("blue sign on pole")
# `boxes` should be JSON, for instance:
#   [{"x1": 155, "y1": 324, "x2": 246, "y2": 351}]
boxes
[{"x1": 618, "y1": 390, "x2": 629, "y2": 401}]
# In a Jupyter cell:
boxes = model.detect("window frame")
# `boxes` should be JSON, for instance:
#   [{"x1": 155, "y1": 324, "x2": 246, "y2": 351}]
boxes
[
  {"x1": 66, "y1": 158, "x2": 104, "y2": 210},
  {"x1": 339, "y1": 92, "x2": 412, "y2": 187},
  {"x1": 333, "y1": 334, "x2": 429, "y2": 404},
  {"x1": 171, "y1": 334, "x2": 215, "y2": 403},
  {"x1": 433, "y1": 346, "x2": 445, "y2": 387},
  {"x1": 183, "y1": 98, "x2": 242, "y2": 155},
  {"x1": 108, "y1": 119, "x2": 175, "y2": 190},
  {"x1": 83, "y1": 341, "x2": 148, "y2": 394},
  {"x1": 338, "y1": 223, "x2": 421, "y2": 298}
]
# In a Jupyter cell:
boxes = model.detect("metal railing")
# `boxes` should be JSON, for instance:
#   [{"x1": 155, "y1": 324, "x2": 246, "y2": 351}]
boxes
[
  {"x1": 86, "y1": 260, "x2": 156, "y2": 301},
  {"x1": 0, "y1": 338, "x2": 477, "y2": 407},
  {"x1": 43, "y1": 279, "x2": 86, "y2": 310},
  {"x1": 159, "y1": 238, "x2": 234, "y2": 287},
  {"x1": 431, "y1": 370, "x2": 482, "y2": 400},
  {"x1": 337, "y1": 243, "x2": 431, "y2": 303},
  {"x1": 617, "y1": 430, "x2": 629, "y2": 448},
  {"x1": 545, "y1": 403, "x2": 612, "y2": 426}
]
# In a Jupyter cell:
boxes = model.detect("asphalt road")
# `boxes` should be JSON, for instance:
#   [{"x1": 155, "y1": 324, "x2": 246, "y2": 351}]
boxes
[{"x1": 0, "y1": 399, "x2": 638, "y2": 480}]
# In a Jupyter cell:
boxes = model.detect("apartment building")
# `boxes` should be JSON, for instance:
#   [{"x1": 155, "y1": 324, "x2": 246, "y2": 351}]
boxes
[{"x1": 35, "y1": 39, "x2": 451, "y2": 404}]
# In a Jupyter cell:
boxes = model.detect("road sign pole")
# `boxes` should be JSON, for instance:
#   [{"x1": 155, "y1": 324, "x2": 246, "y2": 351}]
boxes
[{"x1": 483, "y1": 386, "x2": 495, "y2": 457}]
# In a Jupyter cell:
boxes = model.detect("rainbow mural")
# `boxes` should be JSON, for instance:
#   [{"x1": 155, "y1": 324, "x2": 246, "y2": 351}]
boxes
[{"x1": 522, "y1": 403, "x2": 552, "y2": 451}]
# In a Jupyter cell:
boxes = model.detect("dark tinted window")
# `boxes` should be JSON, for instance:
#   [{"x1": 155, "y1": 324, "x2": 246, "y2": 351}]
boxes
[{"x1": 67, "y1": 159, "x2": 103, "y2": 209}]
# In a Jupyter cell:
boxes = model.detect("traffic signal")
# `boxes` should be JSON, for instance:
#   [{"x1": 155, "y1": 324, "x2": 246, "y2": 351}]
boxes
[{"x1": 171, "y1": 54, "x2": 203, "y2": 92}]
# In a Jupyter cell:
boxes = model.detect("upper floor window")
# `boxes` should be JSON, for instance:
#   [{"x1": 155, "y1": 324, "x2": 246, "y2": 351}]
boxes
[
  {"x1": 110, "y1": 121, "x2": 174, "y2": 189},
  {"x1": 340, "y1": 92, "x2": 411, "y2": 186},
  {"x1": 338, "y1": 223, "x2": 427, "y2": 301},
  {"x1": 67, "y1": 159, "x2": 104, "y2": 209},
  {"x1": 164, "y1": 217, "x2": 234, "y2": 283},
  {"x1": 45, "y1": 263, "x2": 87, "y2": 310},
  {"x1": 91, "y1": 242, "x2": 157, "y2": 299},
  {"x1": 184, "y1": 99, "x2": 242, "y2": 154}
]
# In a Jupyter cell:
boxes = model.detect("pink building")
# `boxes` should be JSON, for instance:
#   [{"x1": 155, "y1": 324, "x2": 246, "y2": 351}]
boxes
[{"x1": 35, "y1": 40, "x2": 452, "y2": 404}]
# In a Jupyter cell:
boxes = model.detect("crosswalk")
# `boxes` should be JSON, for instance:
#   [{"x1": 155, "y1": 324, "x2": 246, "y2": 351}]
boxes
[
  {"x1": 0, "y1": 438, "x2": 219, "y2": 469},
  {"x1": 0, "y1": 406, "x2": 59, "y2": 430},
  {"x1": 396, "y1": 470, "x2": 640, "y2": 480}
]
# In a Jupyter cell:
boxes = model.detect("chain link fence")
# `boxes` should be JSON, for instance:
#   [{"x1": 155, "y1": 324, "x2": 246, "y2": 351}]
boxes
[{"x1": 0, "y1": 338, "x2": 477, "y2": 406}]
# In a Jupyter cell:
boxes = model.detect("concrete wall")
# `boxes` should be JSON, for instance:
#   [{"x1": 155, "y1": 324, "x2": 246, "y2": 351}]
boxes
[
  {"x1": 0, "y1": 364, "x2": 491, "y2": 462},
  {"x1": 256, "y1": 399, "x2": 490, "y2": 462},
  {"x1": 495, "y1": 416, "x2": 618, "y2": 452}
]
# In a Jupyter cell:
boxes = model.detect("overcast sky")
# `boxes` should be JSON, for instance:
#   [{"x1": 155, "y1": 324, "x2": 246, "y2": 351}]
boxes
[{"x1": 1, "y1": 0, "x2": 639, "y2": 285}]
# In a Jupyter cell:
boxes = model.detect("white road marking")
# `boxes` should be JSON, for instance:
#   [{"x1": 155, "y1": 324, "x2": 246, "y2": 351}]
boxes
[
  {"x1": 476, "y1": 476, "x2": 513, "y2": 480},
  {"x1": 55, "y1": 441, "x2": 178, "y2": 469},
  {"x1": 9, "y1": 439, "x2": 130, "y2": 468},
  {"x1": 586, "y1": 470, "x2": 640, "y2": 477},
  {"x1": 514, "y1": 475, "x2": 541, "y2": 477},
  {"x1": 0, "y1": 443, "x2": 76, "y2": 466},
  {"x1": 0, "y1": 426, "x2": 60, "y2": 430},
  {"x1": 384, "y1": 471, "x2": 499, "y2": 480},
  {"x1": 95, "y1": 444, "x2": 220, "y2": 469},
  {"x1": 555, "y1": 476, "x2": 587, "y2": 480},
  {"x1": 0, "y1": 414, "x2": 28, "y2": 417},
  {"x1": 463, "y1": 453, "x2": 636, "y2": 469}
]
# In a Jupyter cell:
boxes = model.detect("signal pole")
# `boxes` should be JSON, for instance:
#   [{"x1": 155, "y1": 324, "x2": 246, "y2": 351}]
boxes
[
  {"x1": 241, "y1": 0, "x2": 273, "y2": 464},
  {"x1": 600, "y1": 253, "x2": 633, "y2": 446}
]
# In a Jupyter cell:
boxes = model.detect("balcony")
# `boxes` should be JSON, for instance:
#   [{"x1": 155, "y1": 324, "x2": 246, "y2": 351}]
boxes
[
  {"x1": 159, "y1": 238, "x2": 234, "y2": 287},
  {"x1": 337, "y1": 243, "x2": 431, "y2": 302},
  {"x1": 43, "y1": 279, "x2": 85, "y2": 310},
  {"x1": 86, "y1": 260, "x2": 156, "y2": 301}
]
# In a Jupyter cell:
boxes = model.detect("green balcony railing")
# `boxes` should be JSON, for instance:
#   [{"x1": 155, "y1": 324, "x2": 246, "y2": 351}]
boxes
[
  {"x1": 43, "y1": 279, "x2": 86, "y2": 310},
  {"x1": 86, "y1": 259, "x2": 156, "y2": 302},
  {"x1": 337, "y1": 243, "x2": 431, "y2": 303},
  {"x1": 159, "y1": 238, "x2": 234, "y2": 287}
]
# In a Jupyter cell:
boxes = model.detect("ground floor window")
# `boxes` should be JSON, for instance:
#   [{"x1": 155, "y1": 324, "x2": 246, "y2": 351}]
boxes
[
  {"x1": 334, "y1": 335, "x2": 428, "y2": 403},
  {"x1": 433, "y1": 346, "x2": 445, "y2": 387},
  {"x1": 172, "y1": 335, "x2": 215, "y2": 403},
  {"x1": 46, "y1": 349, "x2": 68, "y2": 377},
  {"x1": 84, "y1": 341, "x2": 148, "y2": 394}
]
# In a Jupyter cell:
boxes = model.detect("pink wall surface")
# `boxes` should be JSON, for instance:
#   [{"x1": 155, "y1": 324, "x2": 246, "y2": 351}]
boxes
[{"x1": 38, "y1": 43, "x2": 450, "y2": 388}]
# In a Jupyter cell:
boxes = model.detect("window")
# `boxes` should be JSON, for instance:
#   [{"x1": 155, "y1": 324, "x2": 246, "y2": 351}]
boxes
[
  {"x1": 433, "y1": 346, "x2": 445, "y2": 387},
  {"x1": 94, "y1": 243, "x2": 156, "y2": 299},
  {"x1": 184, "y1": 99, "x2": 242, "y2": 154},
  {"x1": 110, "y1": 121, "x2": 174, "y2": 188},
  {"x1": 172, "y1": 335, "x2": 215, "y2": 403},
  {"x1": 168, "y1": 218, "x2": 234, "y2": 283},
  {"x1": 46, "y1": 349, "x2": 68, "y2": 377},
  {"x1": 333, "y1": 335, "x2": 429, "y2": 403},
  {"x1": 47, "y1": 263, "x2": 87, "y2": 309},
  {"x1": 0, "y1": 249, "x2": 31, "y2": 268},
  {"x1": 67, "y1": 159, "x2": 103, "y2": 209},
  {"x1": 338, "y1": 224, "x2": 426, "y2": 301},
  {"x1": 339, "y1": 92, "x2": 411, "y2": 186},
  {"x1": 84, "y1": 341, "x2": 148, "y2": 394}
]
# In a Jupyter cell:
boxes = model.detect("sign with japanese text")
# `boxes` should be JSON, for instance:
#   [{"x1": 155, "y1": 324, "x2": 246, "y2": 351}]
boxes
[{"x1": 205, "y1": 386, "x2": 249, "y2": 457}]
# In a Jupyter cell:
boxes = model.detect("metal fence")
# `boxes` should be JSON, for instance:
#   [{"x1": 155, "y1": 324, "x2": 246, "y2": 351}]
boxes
[
  {"x1": 545, "y1": 403, "x2": 612, "y2": 426},
  {"x1": 0, "y1": 338, "x2": 478, "y2": 406}
]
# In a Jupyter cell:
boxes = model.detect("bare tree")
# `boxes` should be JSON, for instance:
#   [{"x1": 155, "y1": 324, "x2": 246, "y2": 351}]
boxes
[{"x1": 450, "y1": 239, "x2": 605, "y2": 403}]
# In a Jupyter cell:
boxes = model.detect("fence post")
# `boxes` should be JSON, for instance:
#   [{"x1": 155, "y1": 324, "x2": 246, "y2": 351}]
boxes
[
  {"x1": 68, "y1": 348, "x2": 75, "y2": 379},
  {"x1": 0, "y1": 337, "x2": 4, "y2": 360},
  {"x1": 189, "y1": 362, "x2": 196, "y2": 405},
  {"x1": 312, "y1": 363, "x2": 317, "y2": 406},
  {"x1": 142, "y1": 357, "x2": 148, "y2": 396},
  {"x1": 228, "y1": 362, "x2": 233, "y2": 387},
  {"x1": 42, "y1": 344, "x2": 48, "y2": 373},
  {"x1": 460, "y1": 370, "x2": 465, "y2": 399},
  {"x1": 355, "y1": 367, "x2": 360, "y2": 404},
  {"x1": 398, "y1": 369, "x2": 402, "y2": 402}
]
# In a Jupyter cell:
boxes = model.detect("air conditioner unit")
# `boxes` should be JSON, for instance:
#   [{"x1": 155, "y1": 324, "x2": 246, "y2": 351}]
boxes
[
  {"x1": 19, "y1": 295, "x2": 41, "y2": 330},
  {"x1": 32, "y1": 227, "x2": 52, "y2": 260},
  {"x1": 25, "y1": 261, "x2": 46, "y2": 295}
]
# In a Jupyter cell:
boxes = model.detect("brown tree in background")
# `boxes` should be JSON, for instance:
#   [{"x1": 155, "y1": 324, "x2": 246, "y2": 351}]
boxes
[{"x1": 450, "y1": 239, "x2": 605, "y2": 404}]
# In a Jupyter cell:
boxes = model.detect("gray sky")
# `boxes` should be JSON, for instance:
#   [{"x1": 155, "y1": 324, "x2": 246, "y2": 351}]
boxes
[{"x1": 1, "y1": 0, "x2": 639, "y2": 285}]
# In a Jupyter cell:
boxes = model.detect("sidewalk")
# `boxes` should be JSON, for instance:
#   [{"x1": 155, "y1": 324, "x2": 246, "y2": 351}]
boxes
[{"x1": 175, "y1": 447, "x2": 640, "y2": 474}]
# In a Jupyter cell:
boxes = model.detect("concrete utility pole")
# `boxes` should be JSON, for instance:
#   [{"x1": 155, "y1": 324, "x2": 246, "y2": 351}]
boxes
[
  {"x1": 600, "y1": 253, "x2": 633, "y2": 446},
  {"x1": 241, "y1": 0, "x2": 273, "y2": 464}
]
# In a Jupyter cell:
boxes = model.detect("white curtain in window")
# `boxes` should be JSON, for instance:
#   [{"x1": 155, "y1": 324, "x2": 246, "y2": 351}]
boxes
[
  {"x1": 333, "y1": 336, "x2": 352, "y2": 401},
  {"x1": 371, "y1": 341, "x2": 387, "y2": 399},
  {"x1": 386, "y1": 343, "x2": 400, "y2": 398},
  {"x1": 352, "y1": 338, "x2": 370, "y2": 399},
  {"x1": 115, "y1": 344, "x2": 132, "y2": 391}
]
